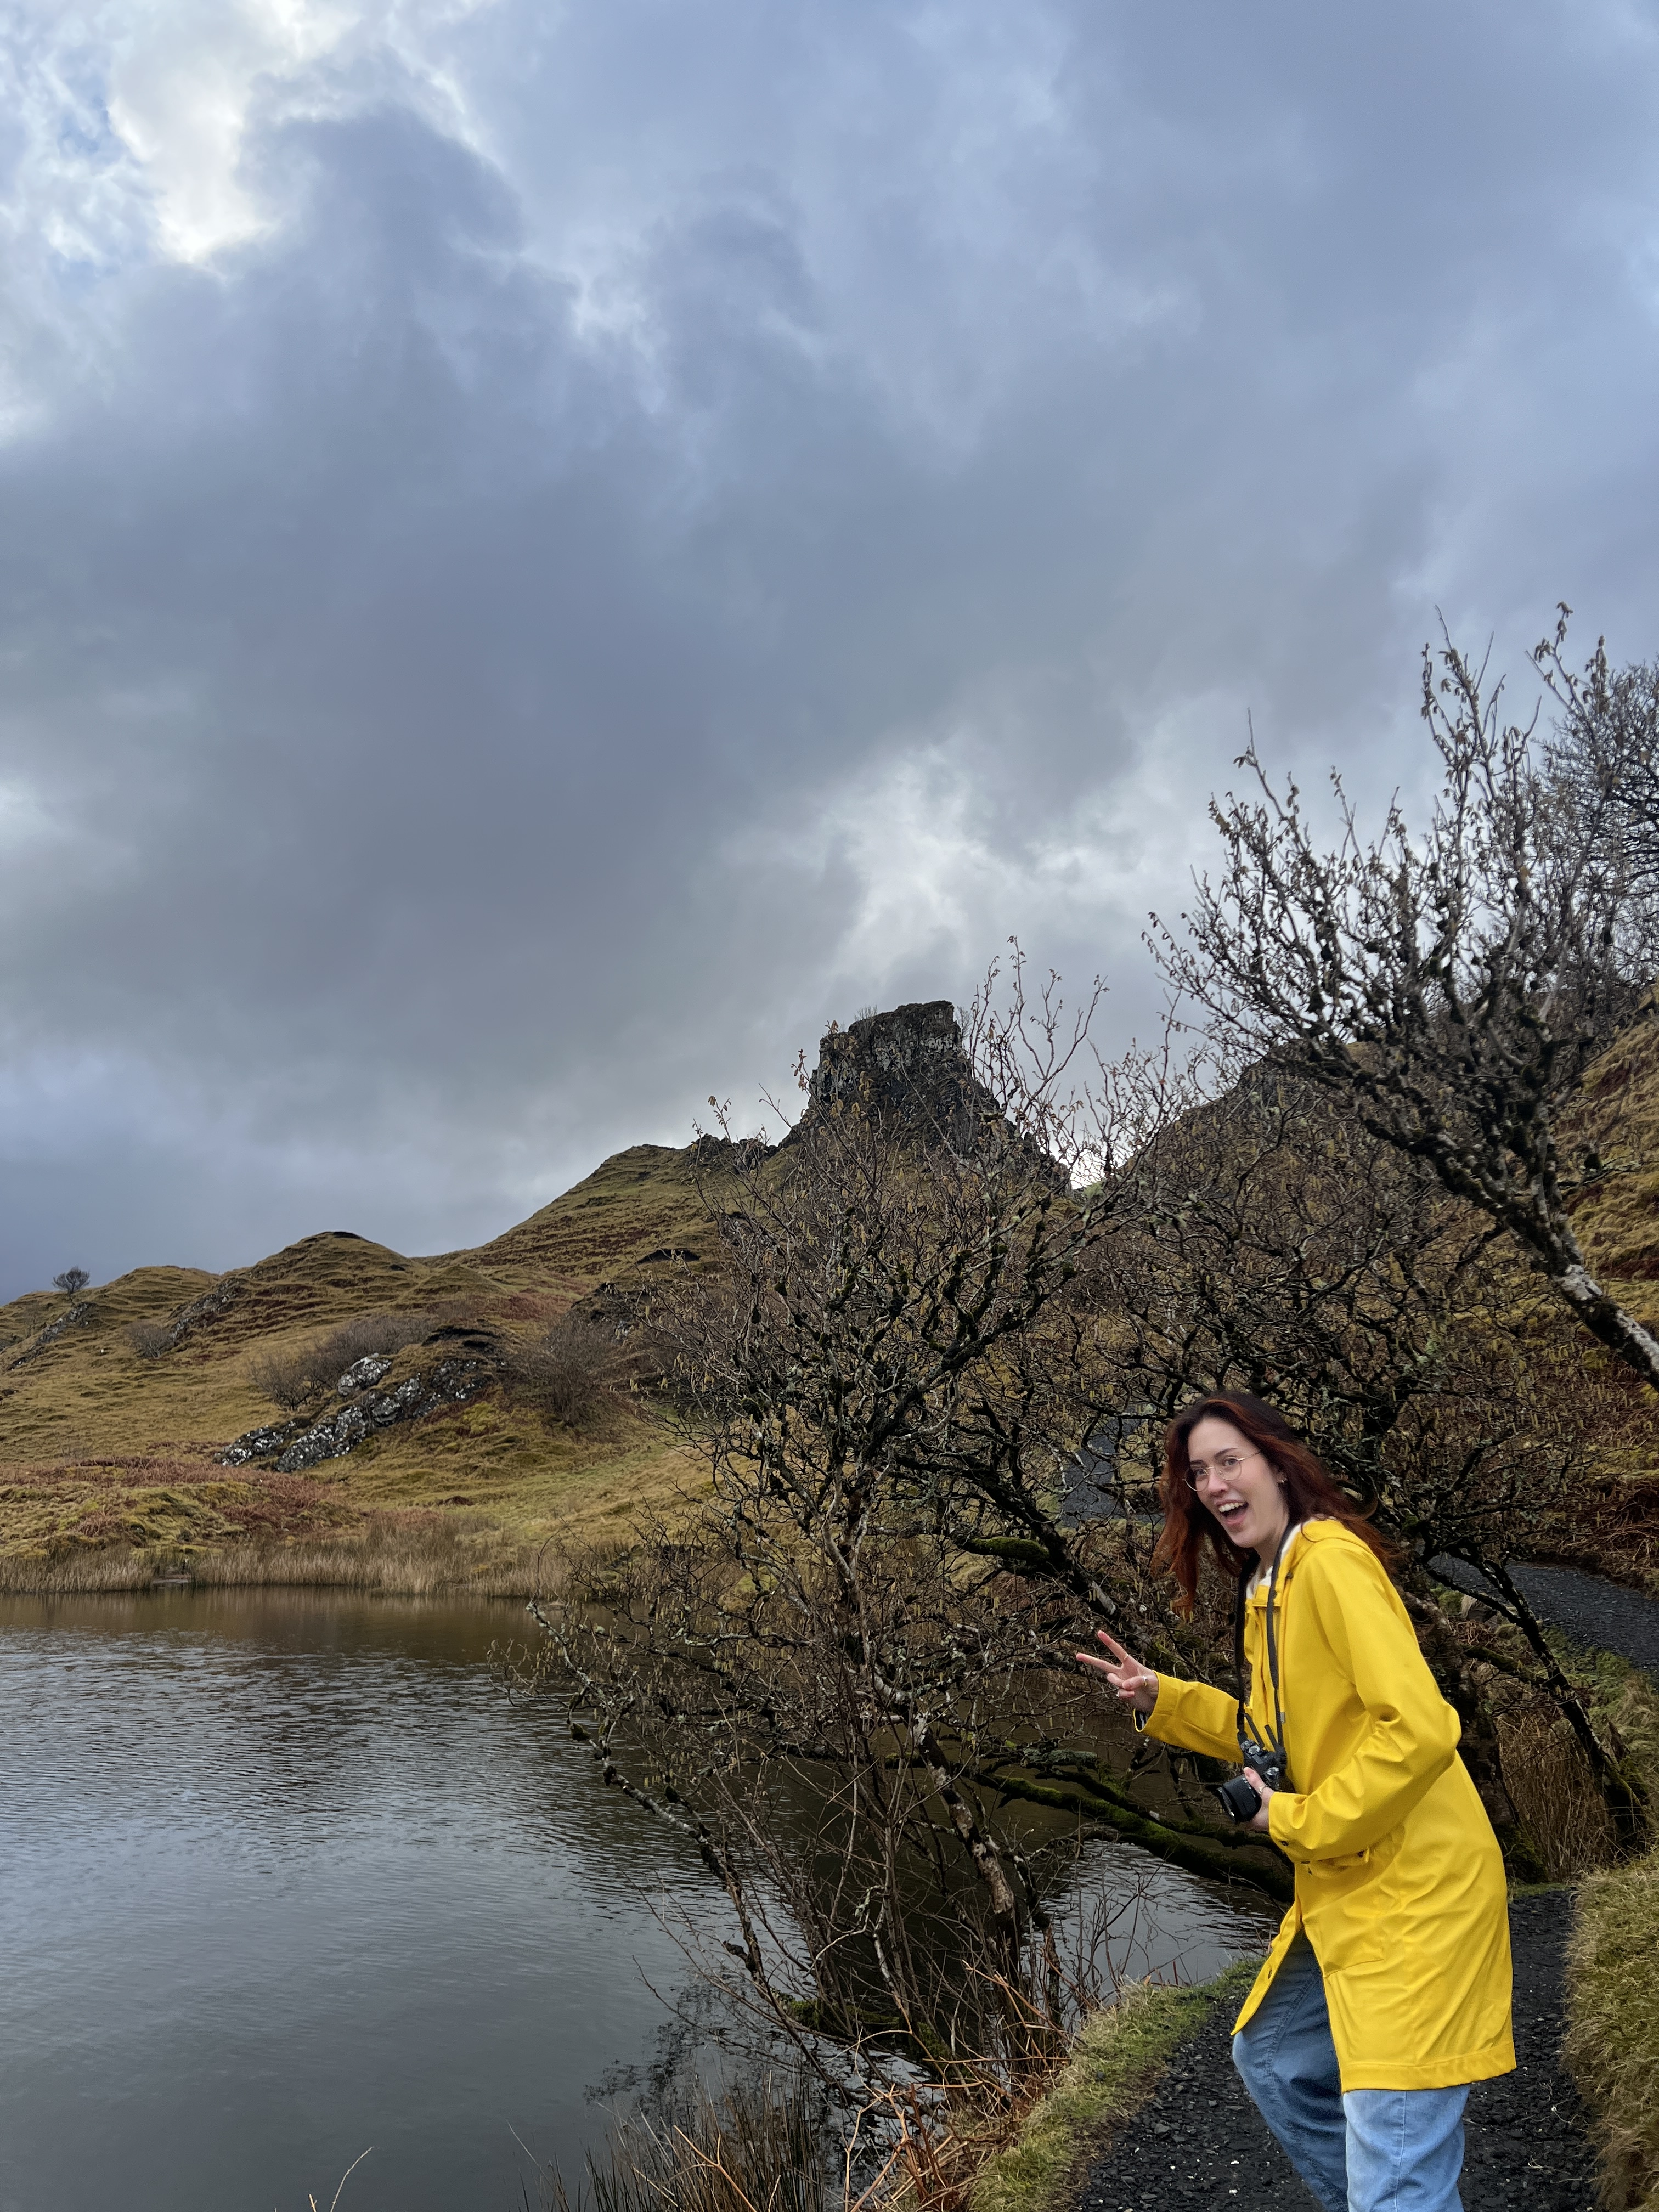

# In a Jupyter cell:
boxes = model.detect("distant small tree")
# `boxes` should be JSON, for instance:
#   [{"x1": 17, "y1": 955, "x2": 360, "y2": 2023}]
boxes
[
  {"x1": 52, "y1": 1267, "x2": 90, "y2": 1297},
  {"x1": 1158, "y1": 612, "x2": 1659, "y2": 1392}
]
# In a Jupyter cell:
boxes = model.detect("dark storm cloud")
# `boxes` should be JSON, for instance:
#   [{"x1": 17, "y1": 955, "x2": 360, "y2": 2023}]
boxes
[{"x1": 2, "y1": 0, "x2": 1658, "y2": 1294}]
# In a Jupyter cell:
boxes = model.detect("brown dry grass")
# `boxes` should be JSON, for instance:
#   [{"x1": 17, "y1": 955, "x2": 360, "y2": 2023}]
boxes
[
  {"x1": 0, "y1": 1406, "x2": 705, "y2": 1590},
  {"x1": 1498, "y1": 1708, "x2": 1620, "y2": 1881},
  {"x1": 1568, "y1": 1850, "x2": 1659, "y2": 2212},
  {"x1": 0, "y1": 1512, "x2": 572, "y2": 1598}
]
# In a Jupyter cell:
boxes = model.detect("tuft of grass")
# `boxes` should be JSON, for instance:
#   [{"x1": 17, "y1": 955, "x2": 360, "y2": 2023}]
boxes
[
  {"x1": 966, "y1": 1961, "x2": 1261, "y2": 2212},
  {"x1": 1499, "y1": 1708, "x2": 1619, "y2": 1881},
  {"x1": 1567, "y1": 1849, "x2": 1659, "y2": 2211},
  {"x1": 1551, "y1": 1639, "x2": 1659, "y2": 2209},
  {"x1": 538, "y1": 2078, "x2": 831, "y2": 2212}
]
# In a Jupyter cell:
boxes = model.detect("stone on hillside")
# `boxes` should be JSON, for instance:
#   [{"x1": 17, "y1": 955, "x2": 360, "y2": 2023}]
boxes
[{"x1": 337, "y1": 1354, "x2": 394, "y2": 1395}]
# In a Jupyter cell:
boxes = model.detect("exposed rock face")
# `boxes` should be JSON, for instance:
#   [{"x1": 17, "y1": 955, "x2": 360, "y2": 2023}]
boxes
[
  {"x1": 163, "y1": 1273, "x2": 246, "y2": 1349},
  {"x1": 219, "y1": 1357, "x2": 489, "y2": 1473},
  {"x1": 806, "y1": 1001, "x2": 973, "y2": 1127},
  {"x1": 219, "y1": 1418, "x2": 310, "y2": 1466},
  {"x1": 795, "y1": 1000, "x2": 1063, "y2": 1183},
  {"x1": 337, "y1": 1354, "x2": 393, "y2": 1394},
  {"x1": 6, "y1": 1300, "x2": 93, "y2": 1367}
]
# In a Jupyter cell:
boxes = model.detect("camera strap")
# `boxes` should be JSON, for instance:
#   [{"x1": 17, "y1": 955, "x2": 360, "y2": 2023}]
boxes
[{"x1": 1234, "y1": 1520, "x2": 1296, "y2": 1764}]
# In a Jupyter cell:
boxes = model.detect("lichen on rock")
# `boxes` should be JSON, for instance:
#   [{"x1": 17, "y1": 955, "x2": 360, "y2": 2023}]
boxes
[{"x1": 218, "y1": 1358, "x2": 490, "y2": 1473}]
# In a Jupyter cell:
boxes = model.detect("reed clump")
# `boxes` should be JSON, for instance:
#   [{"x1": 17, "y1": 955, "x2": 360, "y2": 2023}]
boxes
[
  {"x1": 539, "y1": 2080, "x2": 838, "y2": 2212},
  {"x1": 1497, "y1": 1708, "x2": 1619, "y2": 1882},
  {"x1": 0, "y1": 1516, "x2": 557, "y2": 1598}
]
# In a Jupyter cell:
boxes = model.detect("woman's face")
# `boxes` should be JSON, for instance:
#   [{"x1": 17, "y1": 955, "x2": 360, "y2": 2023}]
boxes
[{"x1": 1185, "y1": 1414, "x2": 1291, "y2": 1559}]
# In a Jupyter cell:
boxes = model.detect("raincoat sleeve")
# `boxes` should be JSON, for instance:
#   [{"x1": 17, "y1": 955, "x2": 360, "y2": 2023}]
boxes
[
  {"x1": 1139, "y1": 1673, "x2": 1241, "y2": 1764},
  {"x1": 1267, "y1": 1543, "x2": 1462, "y2": 1864}
]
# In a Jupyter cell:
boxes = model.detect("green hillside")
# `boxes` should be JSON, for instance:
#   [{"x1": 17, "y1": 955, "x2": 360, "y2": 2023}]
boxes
[{"x1": 0, "y1": 1140, "x2": 727, "y2": 1586}]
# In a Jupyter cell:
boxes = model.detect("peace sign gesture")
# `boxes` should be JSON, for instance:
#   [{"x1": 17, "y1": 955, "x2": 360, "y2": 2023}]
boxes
[{"x1": 1075, "y1": 1629, "x2": 1160, "y2": 1716}]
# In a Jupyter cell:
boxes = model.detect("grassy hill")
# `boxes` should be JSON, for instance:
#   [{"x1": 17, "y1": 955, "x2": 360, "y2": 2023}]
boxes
[{"x1": 0, "y1": 1140, "x2": 730, "y2": 1591}]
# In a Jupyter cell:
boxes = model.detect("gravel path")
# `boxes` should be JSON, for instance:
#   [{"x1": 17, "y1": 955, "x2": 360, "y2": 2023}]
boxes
[
  {"x1": 1501, "y1": 1562, "x2": 1659, "y2": 1676},
  {"x1": 1077, "y1": 1892, "x2": 1595, "y2": 2212}
]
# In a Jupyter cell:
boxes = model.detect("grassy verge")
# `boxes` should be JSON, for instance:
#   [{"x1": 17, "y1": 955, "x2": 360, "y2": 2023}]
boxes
[
  {"x1": 1549, "y1": 1636, "x2": 1659, "y2": 2210},
  {"x1": 1568, "y1": 1850, "x2": 1659, "y2": 2210},
  {"x1": 964, "y1": 1960, "x2": 1261, "y2": 2212}
]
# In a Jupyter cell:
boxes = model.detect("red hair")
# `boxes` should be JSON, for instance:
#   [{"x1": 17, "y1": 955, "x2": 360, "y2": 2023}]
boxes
[{"x1": 1154, "y1": 1392, "x2": 1400, "y2": 1615}]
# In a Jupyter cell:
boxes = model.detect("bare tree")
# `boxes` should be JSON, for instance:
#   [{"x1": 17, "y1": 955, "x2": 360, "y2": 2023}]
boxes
[
  {"x1": 503, "y1": 953, "x2": 1650, "y2": 2086},
  {"x1": 52, "y1": 1267, "x2": 91, "y2": 1297},
  {"x1": 1083, "y1": 1066, "x2": 1646, "y2": 1849},
  {"x1": 1157, "y1": 613, "x2": 1659, "y2": 1391},
  {"x1": 499, "y1": 988, "x2": 1296, "y2": 2076},
  {"x1": 1544, "y1": 631, "x2": 1659, "y2": 945},
  {"x1": 501, "y1": 1314, "x2": 628, "y2": 1429}
]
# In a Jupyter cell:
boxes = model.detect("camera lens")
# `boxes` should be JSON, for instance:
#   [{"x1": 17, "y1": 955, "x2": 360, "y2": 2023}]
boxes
[{"x1": 1215, "y1": 1775, "x2": 1261, "y2": 1824}]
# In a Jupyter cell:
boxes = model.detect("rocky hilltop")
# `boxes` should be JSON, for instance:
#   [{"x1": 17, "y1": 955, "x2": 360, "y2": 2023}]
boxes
[{"x1": 804, "y1": 999, "x2": 991, "y2": 1136}]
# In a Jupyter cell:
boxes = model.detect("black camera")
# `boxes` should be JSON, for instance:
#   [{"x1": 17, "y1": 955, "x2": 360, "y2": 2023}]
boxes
[{"x1": 1214, "y1": 1738, "x2": 1291, "y2": 1824}]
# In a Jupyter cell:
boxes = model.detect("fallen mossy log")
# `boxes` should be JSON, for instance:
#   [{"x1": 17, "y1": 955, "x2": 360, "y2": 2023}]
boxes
[
  {"x1": 988, "y1": 1771, "x2": 1295, "y2": 1903},
  {"x1": 783, "y1": 1995, "x2": 958, "y2": 2074}
]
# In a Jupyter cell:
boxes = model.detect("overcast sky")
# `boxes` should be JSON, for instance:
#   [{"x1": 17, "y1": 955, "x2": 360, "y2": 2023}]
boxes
[{"x1": 2, "y1": 0, "x2": 1657, "y2": 1297}]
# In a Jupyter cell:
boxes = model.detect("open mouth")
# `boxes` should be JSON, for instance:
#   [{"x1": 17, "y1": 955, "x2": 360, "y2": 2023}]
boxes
[{"x1": 1217, "y1": 1500, "x2": 1248, "y2": 1528}]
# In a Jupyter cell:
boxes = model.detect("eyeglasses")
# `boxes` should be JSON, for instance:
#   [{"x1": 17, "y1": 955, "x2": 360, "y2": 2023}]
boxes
[{"x1": 1187, "y1": 1447, "x2": 1264, "y2": 1489}]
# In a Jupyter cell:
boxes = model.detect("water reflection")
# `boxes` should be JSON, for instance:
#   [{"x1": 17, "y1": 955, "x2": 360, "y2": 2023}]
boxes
[
  {"x1": 0, "y1": 1589, "x2": 1273, "y2": 2212},
  {"x1": 0, "y1": 1589, "x2": 715, "y2": 2212}
]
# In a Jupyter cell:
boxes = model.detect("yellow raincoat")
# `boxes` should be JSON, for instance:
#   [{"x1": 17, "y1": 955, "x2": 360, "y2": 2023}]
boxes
[{"x1": 1142, "y1": 1518, "x2": 1514, "y2": 2091}]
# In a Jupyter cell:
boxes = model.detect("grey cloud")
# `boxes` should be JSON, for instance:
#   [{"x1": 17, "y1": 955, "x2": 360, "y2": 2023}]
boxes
[{"x1": 2, "y1": 0, "x2": 1658, "y2": 1296}]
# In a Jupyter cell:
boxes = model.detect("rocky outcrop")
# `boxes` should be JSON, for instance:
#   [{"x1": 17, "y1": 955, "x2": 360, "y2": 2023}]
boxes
[
  {"x1": 219, "y1": 1417, "x2": 311, "y2": 1466},
  {"x1": 791, "y1": 1000, "x2": 1066, "y2": 1185},
  {"x1": 336, "y1": 1354, "x2": 393, "y2": 1393},
  {"x1": 219, "y1": 1356, "x2": 490, "y2": 1473},
  {"x1": 146, "y1": 1272, "x2": 247, "y2": 1355},
  {"x1": 806, "y1": 1001, "x2": 973, "y2": 1125},
  {"x1": 5, "y1": 1300, "x2": 93, "y2": 1367}
]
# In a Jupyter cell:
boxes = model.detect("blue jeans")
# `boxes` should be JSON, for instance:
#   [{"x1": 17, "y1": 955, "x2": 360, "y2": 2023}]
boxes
[{"x1": 1232, "y1": 1933, "x2": 1470, "y2": 2211}]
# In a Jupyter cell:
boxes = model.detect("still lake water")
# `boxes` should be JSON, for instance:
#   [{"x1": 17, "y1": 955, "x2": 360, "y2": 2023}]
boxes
[{"x1": 0, "y1": 1590, "x2": 1273, "y2": 2211}]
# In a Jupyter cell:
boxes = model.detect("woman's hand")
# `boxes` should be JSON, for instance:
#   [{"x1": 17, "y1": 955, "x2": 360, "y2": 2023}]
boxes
[
  {"x1": 1242, "y1": 1769, "x2": 1276, "y2": 1834},
  {"x1": 1075, "y1": 1630, "x2": 1159, "y2": 1716}
]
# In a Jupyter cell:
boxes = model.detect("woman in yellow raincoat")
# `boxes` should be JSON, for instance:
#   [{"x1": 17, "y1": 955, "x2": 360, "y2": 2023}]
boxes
[{"x1": 1079, "y1": 1392, "x2": 1513, "y2": 2212}]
